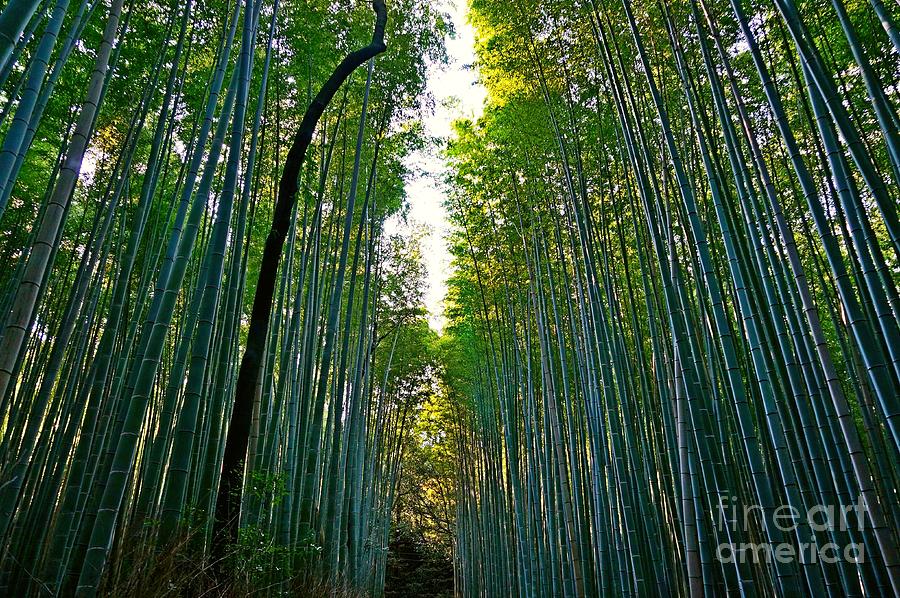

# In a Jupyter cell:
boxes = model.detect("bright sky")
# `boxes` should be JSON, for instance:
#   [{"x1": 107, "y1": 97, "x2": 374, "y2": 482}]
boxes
[{"x1": 401, "y1": 0, "x2": 485, "y2": 332}]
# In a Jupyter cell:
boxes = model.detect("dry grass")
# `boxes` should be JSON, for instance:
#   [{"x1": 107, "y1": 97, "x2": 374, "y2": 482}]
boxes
[{"x1": 99, "y1": 525, "x2": 364, "y2": 598}]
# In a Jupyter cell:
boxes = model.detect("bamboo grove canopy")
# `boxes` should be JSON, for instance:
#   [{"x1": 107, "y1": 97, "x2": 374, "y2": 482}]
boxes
[{"x1": 0, "y1": 0, "x2": 898, "y2": 596}]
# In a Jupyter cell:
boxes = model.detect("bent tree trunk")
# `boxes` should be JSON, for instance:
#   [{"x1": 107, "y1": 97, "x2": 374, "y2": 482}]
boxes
[{"x1": 212, "y1": 0, "x2": 388, "y2": 557}]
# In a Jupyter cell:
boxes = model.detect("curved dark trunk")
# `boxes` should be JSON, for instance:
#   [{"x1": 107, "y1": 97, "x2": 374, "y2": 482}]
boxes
[{"x1": 212, "y1": 0, "x2": 387, "y2": 564}]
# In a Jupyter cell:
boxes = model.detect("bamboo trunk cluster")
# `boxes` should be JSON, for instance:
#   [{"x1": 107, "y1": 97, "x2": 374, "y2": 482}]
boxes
[
  {"x1": 0, "y1": 0, "x2": 445, "y2": 594},
  {"x1": 445, "y1": 0, "x2": 900, "y2": 595}
]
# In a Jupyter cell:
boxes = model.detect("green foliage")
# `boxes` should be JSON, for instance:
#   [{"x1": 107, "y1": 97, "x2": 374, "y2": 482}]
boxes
[{"x1": 246, "y1": 469, "x2": 288, "y2": 507}]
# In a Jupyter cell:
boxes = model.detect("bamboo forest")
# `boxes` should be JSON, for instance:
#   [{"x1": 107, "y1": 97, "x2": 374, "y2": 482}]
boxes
[{"x1": 1, "y1": 0, "x2": 900, "y2": 594}]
